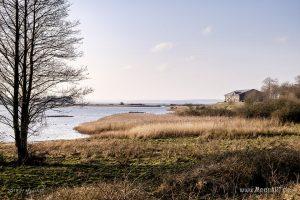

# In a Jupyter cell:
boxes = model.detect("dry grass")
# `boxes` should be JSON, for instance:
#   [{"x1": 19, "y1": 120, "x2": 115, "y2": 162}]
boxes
[
  {"x1": 34, "y1": 181, "x2": 152, "y2": 200},
  {"x1": 74, "y1": 113, "x2": 300, "y2": 139},
  {"x1": 1, "y1": 136, "x2": 300, "y2": 199},
  {"x1": 282, "y1": 184, "x2": 300, "y2": 200},
  {"x1": 1, "y1": 114, "x2": 300, "y2": 199},
  {"x1": 156, "y1": 146, "x2": 300, "y2": 199},
  {"x1": 33, "y1": 183, "x2": 300, "y2": 200}
]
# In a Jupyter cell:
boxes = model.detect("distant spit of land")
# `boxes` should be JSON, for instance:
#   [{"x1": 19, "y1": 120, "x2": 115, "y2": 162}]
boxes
[{"x1": 76, "y1": 99, "x2": 221, "y2": 107}]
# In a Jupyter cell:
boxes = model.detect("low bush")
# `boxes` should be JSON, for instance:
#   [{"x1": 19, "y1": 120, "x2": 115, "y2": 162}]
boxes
[
  {"x1": 239, "y1": 101, "x2": 275, "y2": 119},
  {"x1": 272, "y1": 102, "x2": 300, "y2": 123},
  {"x1": 176, "y1": 105, "x2": 236, "y2": 117},
  {"x1": 240, "y1": 99, "x2": 300, "y2": 123}
]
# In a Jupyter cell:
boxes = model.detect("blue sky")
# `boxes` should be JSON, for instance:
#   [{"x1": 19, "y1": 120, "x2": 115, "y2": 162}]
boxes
[{"x1": 69, "y1": 0, "x2": 300, "y2": 101}]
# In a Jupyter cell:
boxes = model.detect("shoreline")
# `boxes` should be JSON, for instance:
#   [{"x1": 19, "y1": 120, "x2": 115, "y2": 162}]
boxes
[
  {"x1": 0, "y1": 107, "x2": 170, "y2": 144},
  {"x1": 74, "y1": 103, "x2": 173, "y2": 108}
]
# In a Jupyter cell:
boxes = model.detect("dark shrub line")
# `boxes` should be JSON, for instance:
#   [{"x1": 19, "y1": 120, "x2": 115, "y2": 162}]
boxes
[{"x1": 176, "y1": 99, "x2": 300, "y2": 123}]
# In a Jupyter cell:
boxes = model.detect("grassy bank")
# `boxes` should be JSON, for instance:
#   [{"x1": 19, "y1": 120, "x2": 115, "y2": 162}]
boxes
[
  {"x1": 1, "y1": 113, "x2": 300, "y2": 199},
  {"x1": 74, "y1": 113, "x2": 300, "y2": 139}
]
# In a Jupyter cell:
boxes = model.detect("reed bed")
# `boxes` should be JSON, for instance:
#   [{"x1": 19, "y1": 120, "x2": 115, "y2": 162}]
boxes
[{"x1": 74, "y1": 113, "x2": 300, "y2": 139}]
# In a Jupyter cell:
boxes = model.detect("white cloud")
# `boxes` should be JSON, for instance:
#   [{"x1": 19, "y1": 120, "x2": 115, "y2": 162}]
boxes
[
  {"x1": 202, "y1": 26, "x2": 213, "y2": 36},
  {"x1": 151, "y1": 42, "x2": 174, "y2": 53},
  {"x1": 274, "y1": 36, "x2": 288, "y2": 44},
  {"x1": 121, "y1": 65, "x2": 134, "y2": 70},
  {"x1": 157, "y1": 64, "x2": 169, "y2": 72},
  {"x1": 185, "y1": 55, "x2": 197, "y2": 62}
]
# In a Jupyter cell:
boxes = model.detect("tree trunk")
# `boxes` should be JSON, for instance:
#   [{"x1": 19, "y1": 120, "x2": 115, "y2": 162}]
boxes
[
  {"x1": 13, "y1": 0, "x2": 22, "y2": 164},
  {"x1": 17, "y1": 135, "x2": 29, "y2": 164},
  {"x1": 19, "y1": 0, "x2": 29, "y2": 165}
]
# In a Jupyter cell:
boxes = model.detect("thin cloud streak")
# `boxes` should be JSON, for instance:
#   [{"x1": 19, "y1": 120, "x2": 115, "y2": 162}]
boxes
[{"x1": 151, "y1": 42, "x2": 174, "y2": 53}]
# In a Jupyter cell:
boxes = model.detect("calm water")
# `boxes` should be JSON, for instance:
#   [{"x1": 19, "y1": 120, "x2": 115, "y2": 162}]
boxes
[{"x1": 0, "y1": 106, "x2": 168, "y2": 143}]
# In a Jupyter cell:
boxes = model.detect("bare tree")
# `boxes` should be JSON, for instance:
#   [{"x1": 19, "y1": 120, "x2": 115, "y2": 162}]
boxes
[
  {"x1": 0, "y1": 0, "x2": 89, "y2": 164},
  {"x1": 294, "y1": 75, "x2": 300, "y2": 98},
  {"x1": 261, "y1": 77, "x2": 279, "y2": 100},
  {"x1": 295, "y1": 75, "x2": 300, "y2": 86}
]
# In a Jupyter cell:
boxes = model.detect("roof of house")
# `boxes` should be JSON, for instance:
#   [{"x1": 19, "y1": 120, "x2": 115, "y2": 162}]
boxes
[{"x1": 225, "y1": 89, "x2": 259, "y2": 96}]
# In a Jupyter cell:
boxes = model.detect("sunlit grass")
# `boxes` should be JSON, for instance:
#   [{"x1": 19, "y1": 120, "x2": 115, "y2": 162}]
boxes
[{"x1": 74, "y1": 113, "x2": 300, "y2": 139}]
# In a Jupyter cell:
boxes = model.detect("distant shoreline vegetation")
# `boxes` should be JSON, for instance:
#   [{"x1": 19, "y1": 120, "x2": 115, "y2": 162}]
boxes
[
  {"x1": 74, "y1": 99, "x2": 221, "y2": 108},
  {"x1": 75, "y1": 103, "x2": 165, "y2": 108}
]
